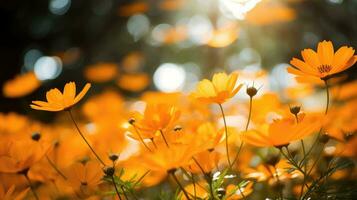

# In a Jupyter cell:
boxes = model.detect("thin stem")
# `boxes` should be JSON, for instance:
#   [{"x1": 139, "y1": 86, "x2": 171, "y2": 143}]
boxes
[
  {"x1": 67, "y1": 110, "x2": 105, "y2": 166},
  {"x1": 159, "y1": 129, "x2": 169, "y2": 148},
  {"x1": 111, "y1": 175, "x2": 122, "y2": 200},
  {"x1": 120, "y1": 185, "x2": 129, "y2": 200},
  {"x1": 273, "y1": 166, "x2": 283, "y2": 200},
  {"x1": 299, "y1": 140, "x2": 306, "y2": 199},
  {"x1": 150, "y1": 138, "x2": 157, "y2": 149},
  {"x1": 231, "y1": 142, "x2": 244, "y2": 168},
  {"x1": 245, "y1": 97, "x2": 253, "y2": 131},
  {"x1": 170, "y1": 171, "x2": 191, "y2": 200},
  {"x1": 208, "y1": 175, "x2": 215, "y2": 200},
  {"x1": 133, "y1": 170, "x2": 151, "y2": 187},
  {"x1": 24, "y1": 174, "x2": 39, "y2": 200},
  {"x1": 192, "y1": 157, "x2": 207, "y2": 177},
  {"x1": 218, "y1": 104, "x2": 231, "y2": 167},
  {"x1": 324, "y1": 80, "x2": 329, "y2": 115},
  {"x1": 46, "y1": 155, "x2": 67, "y2": 180},
  {"x1": 131, "y1": 124, "x2": 152, "y2": 152},
  {"x1": 191, "y1": 173, "x2": 197, "y2": 199}
]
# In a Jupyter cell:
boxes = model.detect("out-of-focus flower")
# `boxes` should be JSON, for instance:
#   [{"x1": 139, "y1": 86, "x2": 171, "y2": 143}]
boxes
[
  {"x1": 82, "y1": 90, "x2": 124, "y2": 122},
  {"x1": 0, "y1": 139, "x2": 50, "y2": 173},
  {"x1": 244, "y1": 159, "x2": 301, "y2": 183},
  {"x1": 191, "y1": 72, "x2": 242, "y2": 104},
  {"x1": 0, "y1": 113, "x2": 29, "y2": 135},
  {"x1": 116, "y1": 73, "x2": 150, "y2": 92},
  {"x1": 226, "y1": 181, "x2": 254, "y2": 199},
  {"x1": 121, "y1": 52, "x2": 145, "y2": 72},
  {"x1": 0, "y1": 185, "x2": 29, "y2": 200},
  {"x1": 179, "y1": 181, "x2": 208, "y2": 200},
  {"x1": 207, "y1": 22, "x2": 239, "y2": 48},
  {"x1": 159, "y1": 0, "x2": 186, "y2": 11},
  {"x1": 186, "y1": 150, "x2": 220, "y2": 174},
  {"x1": 331, "y1": 80, "x2": 357, "y2": 101},
  {"x1": 64, "y1": 161, "x2": 102, "y2": 198},
  {"x1": 142, "y1": 143, "x2": 195, "y2": 172},
  {"x1": 246, "y1": 0, "x2": 296, "y2": 25},
  {"x1": 120, "y1": 156, "x2": 167, "y2": 187},
  {"x1": 84, "y1": 63, "x2": 118, "y2": 82},
  {"x1": 288, "y1": 40, "x2": 357, "y2": 82},
  {"x1": 2, "y1": 72, "x2": 41, "y2": 98},
  {"x1": 242, "y1": 113, "x2": 322, "y2": 147},
  {"x1": 118, "y1": 2, "x2": 149, "y2": 17},
  {"x1": 30, "y1": 82, "x2": 91, "y2": 112}
]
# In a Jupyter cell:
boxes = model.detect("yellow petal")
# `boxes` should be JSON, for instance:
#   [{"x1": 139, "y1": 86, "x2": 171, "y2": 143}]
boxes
[
  {"x1": 74, "y1": 83, "x2": 91, "y2": 104},
  {"x1": 301, "y1": 49, "x2": 320, "y2": 68},
  {"x1": 317, "y1": 40, "x2": 334, "y2": 66}
]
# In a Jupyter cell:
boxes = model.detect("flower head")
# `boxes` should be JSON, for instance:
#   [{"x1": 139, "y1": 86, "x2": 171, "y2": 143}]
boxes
[
  {"x1": 3, "y1": 72, "x2": 41, "y2": 98},
  {"x1": 30, "y1": 82, "x2": 91, "y2": 112},
  {"x1": 288, "y1": 40, "x2": 357, "y2": 81},
  {"x1": 191, "y1": 72, "x2": 242, "y2": 104},
  {"x1": 241, "y1": 114, "x2": 322, "y2": 147}
]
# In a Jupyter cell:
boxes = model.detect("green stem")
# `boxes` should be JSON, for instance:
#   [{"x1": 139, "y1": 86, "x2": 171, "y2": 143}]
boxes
[
  {"x1": 68, "y1": 110, "x2": 105, "y2": 166},
  {"x1": 170, "y1": 171, "x2": 191, "y2": 200},
  {"x1": 111, "y1": 175, "x2": 122, "y2": 200},
  {"x1": 245, "y1": 97, "x2": 253, "y2": 131},
  {"x1": 218, "y1": 104, "x2": 231, "y2": 167},
  {"x1": 324, "y1": 80, "x2": 329, "y2": 115}
]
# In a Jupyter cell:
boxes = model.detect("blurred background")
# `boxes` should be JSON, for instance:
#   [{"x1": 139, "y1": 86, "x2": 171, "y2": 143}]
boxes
[{"x1": 1, "y1": 0, "x2": 356, "y2": 116}]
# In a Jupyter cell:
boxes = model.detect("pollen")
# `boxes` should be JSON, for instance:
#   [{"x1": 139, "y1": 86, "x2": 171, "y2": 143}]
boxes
[{"x1": 317, "y1": 65, "x2": 332, "y2": 73}]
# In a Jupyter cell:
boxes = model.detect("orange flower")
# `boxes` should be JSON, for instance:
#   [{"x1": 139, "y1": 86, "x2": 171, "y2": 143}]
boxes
[
  {"x1": 0, "y1": 139, "x2": 50, "y2": 173},
  {"x1": 30, "y1": 82, "x2": 91, "y2": 112},
  {"x1": 180, "y1": 181, "x2": 208, "y2": 200},
  {"x1": 243, "y1": 160, "x2": 302, "y2": 183},
  {"x1": 288, "y1": 40, "x2": 357, "y2": 81},
  {"x1": 207, "y1": 23, "x2": 239, "y2": 48},
  {"x1": 191, "y1": 72, "x2": 242, "y2": 104},
  {"x1": 2, "y1": 72, "x2": 41, "y2": 98},
  {"x1": 118, "y1": 2, "x2": 149, "y2": 17},
  {"x1": 226, "y1": 182, "x2": 254, "y2": 200},
  {"x1": 131, "y1": 104, "x2": 180, "y2": 139},
  {"x1": 142, "y1": 143, "x2": 195, "y2": 172},
  {"x1": 241, "y1": 114, "x2": 321, "y2": 147},
  {"x1": 64, "y1": 161, "x2": 102, "y2": 198},
  {"x1": 84, "y1": 63, "x2": 118, "y2": 82},
  {"x1": 116, "y1": 73, "x2": 150, "y2": 92},
  {"x1": 0, "y1": 185, "x2": 29, "y2": 200}
]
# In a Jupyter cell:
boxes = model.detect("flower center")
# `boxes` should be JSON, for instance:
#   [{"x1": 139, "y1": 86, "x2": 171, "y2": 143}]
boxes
[{"x1": 317, "y1": 65, "x2": 332, "y2": 74}]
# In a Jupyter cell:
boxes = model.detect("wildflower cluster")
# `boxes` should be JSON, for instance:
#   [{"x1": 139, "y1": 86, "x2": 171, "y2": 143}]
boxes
[{"x1": 0, "y1": 40, "x2": 356, "y2": 200}]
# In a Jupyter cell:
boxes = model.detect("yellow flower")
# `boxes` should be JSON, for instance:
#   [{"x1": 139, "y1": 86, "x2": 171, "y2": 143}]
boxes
[
  {"x1": 30, "y1": 82, "x2": 91, "y2": 112},
  {"x1": 2, "y1": 72, "x2": 41, "y2": 98},
  {"x1": 241, "y1": 114, "x2": 322, "y2": 147},
  {"x1": 288, "y1": 40, "x2": 357, "y2": 81},
  {"x1": 0, "y1": 185, "x2": 29, "y2": 200},
  {"x1": 191, "y1": 72, "x2": 242, "y2": 104},
  {"x1": 84, "y1": 63, "x2": 118, "y2": 82}
]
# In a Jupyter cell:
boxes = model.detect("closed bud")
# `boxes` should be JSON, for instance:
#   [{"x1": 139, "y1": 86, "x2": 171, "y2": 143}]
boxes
[
  {"x1": 344, "y1": 132, "x2": 355, "y2": 142},
  {"x1": 319, "y1": 134, "x2": 330, "y2": 144},
  {"x1": 265, "y1": 154, "x2": 280, "y2": 166},
  {"x1": 217, "y1": 188, "x2": 226, "y2": 199},
  {"x1": 246, "y1": 86, "x2": 258, "y2": 98},
  {"x1": 109, "y1": 154, "x2": 119, "y2": 162},
  {"x1": 31, "y1": 132, "x2": 41, "y2": 141},
  {"x1": 103, "y1": 166, "x2": 115, "y2": 176},
  {"x1": 290, "y1": 106, "x2": 301, "y2": 115},
  {"x1": 173, "y1": 125, "x2": 182, "y2": 131},
  {"x1": 128, "y1": 118, "x2": 135, "y2": 124}
]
